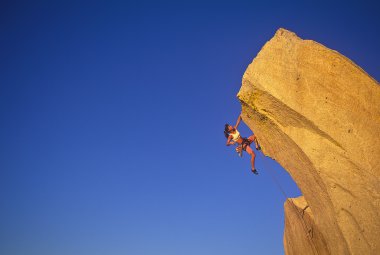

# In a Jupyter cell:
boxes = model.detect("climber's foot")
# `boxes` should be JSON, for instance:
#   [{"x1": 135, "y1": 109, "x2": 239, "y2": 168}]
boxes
[
  {"x1": 256, "y1": 145, "x2": 261, "y2": 151},
  {"x1": 251, "y1": 168, "x2": 259, "y2": 175}
]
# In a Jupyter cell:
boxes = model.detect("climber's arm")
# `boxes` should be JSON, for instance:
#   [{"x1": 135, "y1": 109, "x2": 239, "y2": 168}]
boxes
[
  {"x1": 234, "y1": 114, "x2": 242, "y2": 129},
  {"x1": 226, "y1": 135, "x2": 235, "y2": 146}
]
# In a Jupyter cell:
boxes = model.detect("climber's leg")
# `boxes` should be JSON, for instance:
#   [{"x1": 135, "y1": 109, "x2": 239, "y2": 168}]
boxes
[
  {"x1": 245, "y1": 145, "x2": 258, "y2": 174},
  {"x1": 248, "y1": 134, "x2": 261, "y2": 150}
]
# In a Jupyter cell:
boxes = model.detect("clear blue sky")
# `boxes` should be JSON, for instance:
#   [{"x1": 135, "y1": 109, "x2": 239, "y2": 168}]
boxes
[{"x1": 1, "y1": 1, "x2": 379, "y2": 254}]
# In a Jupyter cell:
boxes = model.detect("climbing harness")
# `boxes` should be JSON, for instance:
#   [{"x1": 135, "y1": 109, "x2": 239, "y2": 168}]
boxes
[
  {"x1": 260, "y1": 154, "x2": 320, "y2": 255},
  {"x1": 234, "y1": 137, "x2": 255, "y2": 157}
]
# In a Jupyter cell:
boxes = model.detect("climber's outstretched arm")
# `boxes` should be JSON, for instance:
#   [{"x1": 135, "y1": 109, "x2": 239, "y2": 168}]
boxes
[{"x1": 234, "y1": 114, "x2": 242, "y2": 129}]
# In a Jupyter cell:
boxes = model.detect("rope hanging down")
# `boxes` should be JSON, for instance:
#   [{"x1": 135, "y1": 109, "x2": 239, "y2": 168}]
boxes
[{"x1": 260, "y1": 155, "x2": 320, "y2": 255}]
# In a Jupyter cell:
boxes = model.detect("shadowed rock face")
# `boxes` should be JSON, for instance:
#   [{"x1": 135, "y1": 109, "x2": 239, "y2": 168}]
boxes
[{"x1": 237, "y1": 28, "x2": 380, "y2": 255}]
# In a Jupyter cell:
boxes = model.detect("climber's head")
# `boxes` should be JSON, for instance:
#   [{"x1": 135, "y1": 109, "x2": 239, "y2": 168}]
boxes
[{"x1": 224, "y1": 124, "x2": 234, "y2": 138}]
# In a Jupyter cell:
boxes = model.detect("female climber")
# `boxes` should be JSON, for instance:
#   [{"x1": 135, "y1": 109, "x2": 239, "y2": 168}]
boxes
[{"x1": 224, "y1": 114, "x2": 261, "y2": 175}]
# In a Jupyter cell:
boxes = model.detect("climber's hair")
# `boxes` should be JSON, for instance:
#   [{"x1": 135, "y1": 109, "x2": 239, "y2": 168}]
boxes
[{"x1": 224, "y1": 124, "x2": 230, "y2": 139}]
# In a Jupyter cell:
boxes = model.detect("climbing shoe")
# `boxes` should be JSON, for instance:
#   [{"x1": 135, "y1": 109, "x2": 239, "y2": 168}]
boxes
[
  {"x1": 251, "y1": 168, "x2": 259, "y2": 175},
  {"x1": 256, "y1": 145, "x2": 261, "y2": 151}
]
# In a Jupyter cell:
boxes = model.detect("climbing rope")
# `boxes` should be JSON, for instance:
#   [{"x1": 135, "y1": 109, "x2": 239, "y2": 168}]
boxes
[{"x1": 260, "y1": 154, "x2": 320, "y2": 255}]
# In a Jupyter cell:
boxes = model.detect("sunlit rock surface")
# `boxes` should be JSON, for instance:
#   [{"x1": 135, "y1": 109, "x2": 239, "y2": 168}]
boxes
[{"x1": 237, "y1": 28, "x2": 380, "y2": 255}]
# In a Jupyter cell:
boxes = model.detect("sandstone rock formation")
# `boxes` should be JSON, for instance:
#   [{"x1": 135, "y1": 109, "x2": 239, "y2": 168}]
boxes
[{"x1": 237, "y1": 28, "x2": 380, "y2": 255}]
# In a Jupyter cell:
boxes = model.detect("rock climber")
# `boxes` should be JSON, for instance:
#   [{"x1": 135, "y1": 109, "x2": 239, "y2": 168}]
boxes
[{"x1": 224, "y1": 114, "x2": 261, "y2": 175}]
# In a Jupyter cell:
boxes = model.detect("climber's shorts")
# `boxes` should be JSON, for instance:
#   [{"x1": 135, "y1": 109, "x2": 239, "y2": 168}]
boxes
[{"x1": 241, "y1": 137, "x2": 253, "y2": 151}]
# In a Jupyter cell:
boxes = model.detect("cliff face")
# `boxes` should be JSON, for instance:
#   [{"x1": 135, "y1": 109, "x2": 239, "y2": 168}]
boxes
[
  {"x1": 237, "y1": 28, "x2": 380, "y2": 255},
  {"x1": 283, "y1": 196, "x2": 330, "y2": 255}
]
